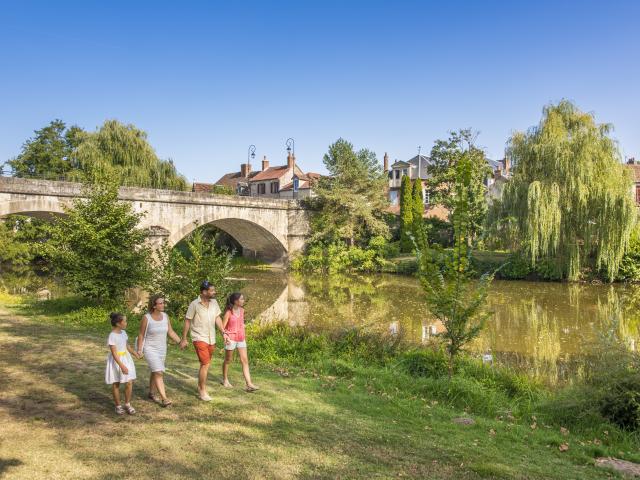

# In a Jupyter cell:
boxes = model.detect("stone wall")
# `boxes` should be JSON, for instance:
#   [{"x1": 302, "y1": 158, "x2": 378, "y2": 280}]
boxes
[{"x1": 0, "y1": 177, "x2": 310, "y2": 265}]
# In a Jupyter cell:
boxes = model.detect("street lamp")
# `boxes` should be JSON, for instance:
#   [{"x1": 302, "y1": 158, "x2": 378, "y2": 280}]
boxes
[
  {"x1": 285, "y1": 138, "x2": 295, "y2": 156},
  {"x1": 248, "y1": 144, "x2": 256, "y2": 168}
]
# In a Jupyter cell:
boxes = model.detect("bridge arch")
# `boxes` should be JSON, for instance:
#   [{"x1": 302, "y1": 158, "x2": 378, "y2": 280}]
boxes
[
  {"x1": 0, "y1": 198, "x2": 70, "y2": 220},
  {"x1": 169, "y1": 217, "x2": 288, "y2": 264}
]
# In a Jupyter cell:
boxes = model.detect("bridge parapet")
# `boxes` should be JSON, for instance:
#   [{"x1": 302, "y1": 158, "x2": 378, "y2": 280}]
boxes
[{"x1": 0, "y1": 176, "x2": 310, "y2": 265}]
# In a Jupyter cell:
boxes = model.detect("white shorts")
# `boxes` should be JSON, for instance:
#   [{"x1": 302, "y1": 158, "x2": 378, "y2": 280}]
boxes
[{"x1": 225, "y1": 340, "x2": 247, "y2": 351}]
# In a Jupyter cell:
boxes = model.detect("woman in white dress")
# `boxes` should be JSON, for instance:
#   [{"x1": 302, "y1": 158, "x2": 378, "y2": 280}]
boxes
[{"x1": 137, "y1": 295, "x2": 181, "y2": 407}]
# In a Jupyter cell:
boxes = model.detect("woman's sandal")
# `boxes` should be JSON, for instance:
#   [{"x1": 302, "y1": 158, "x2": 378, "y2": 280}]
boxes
[
  {"x1": 148, "y1": 392, "x2": 161, "y2": 403},
  {"x1": 124, "y1": 404, "x2": 136, "y2": 415},
  {"x1": 245, "y1": 385, "x2": 260, "y2": 393},
  {"x1": 161, "y1": 399, "x2": 173, "y2": 408}
]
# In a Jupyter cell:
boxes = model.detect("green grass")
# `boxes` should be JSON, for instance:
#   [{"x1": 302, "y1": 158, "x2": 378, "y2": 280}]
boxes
[{"x1": 0, "y1": 294, "x2": 637, "y2": 479}]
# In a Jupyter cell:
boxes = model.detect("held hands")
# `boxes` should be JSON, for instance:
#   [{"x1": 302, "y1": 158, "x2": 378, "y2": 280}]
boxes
[
  {"x1": 223, "y1": 331, "x2": 231, "y2": 346},
  {"x1": 135, "y1": 350, "x2": 143, "y2": 359},
  {"x1": 179, "y1": 339, "x2": 188, "y2": 350}
]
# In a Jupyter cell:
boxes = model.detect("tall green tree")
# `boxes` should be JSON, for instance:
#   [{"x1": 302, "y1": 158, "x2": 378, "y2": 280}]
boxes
[
  {"x1": 6, "y1": 119, "x2": 189, "y2": 190},
  {"x1": 6, "y1": 120, "x2": 84, "y2": 178},
  {"x1": 399, "y1": 175, "x2": 413, "y2": 252},
  {"x1": 415, "y1": 153, "x2": 494, "y2": 377},
  {"x1": 308, "y1": 138, "x2": 389, "y2": 247},
  {"x1": 47, "y1": 182, "x2": 151, "y2": 303},
  {"x1": 411, "y1": 179, "x2": 424, "y2": 234},
  {"x1": 71, "y1": 120, "x2": 189, "y2": 190},
  {"x1": 502, "y1": 100, "x2": 635, "y2": 281},
  {"x1": 425, "y1": 129, "x2": 491, "y2": 240}
]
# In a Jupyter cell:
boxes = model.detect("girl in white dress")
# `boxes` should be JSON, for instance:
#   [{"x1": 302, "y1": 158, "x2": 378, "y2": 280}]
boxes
[
  {"x1": 105, "y1": 313, "x2": 139, "y2": 415},
  {"x1": 137, "y1": 295, "x2": 181, "y2": 407}
]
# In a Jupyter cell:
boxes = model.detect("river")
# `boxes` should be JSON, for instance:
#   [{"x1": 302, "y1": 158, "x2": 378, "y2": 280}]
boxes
[
  {"x1": 237, "y1": 269, "x2": 640, "y2": 384},
  {"x1": 4, "y1": 267, "x2": 639, "y2": 384}
]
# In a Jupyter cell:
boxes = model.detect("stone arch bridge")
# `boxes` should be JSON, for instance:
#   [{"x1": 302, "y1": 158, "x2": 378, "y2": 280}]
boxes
[{"x1": 0, "y1": 177, "x2": 310, "y2": 265}]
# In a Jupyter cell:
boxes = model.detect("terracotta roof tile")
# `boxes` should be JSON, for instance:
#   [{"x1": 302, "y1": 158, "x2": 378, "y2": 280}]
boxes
[
  {"x1": 249, "y1": 165, "x2": 291, "y2": 182},
  {"x1": 627, "y1": 164, "x2": 640, "y2": 182},
  {"x1": 192, "y1": 182, "x2": 214, "y2": 193}
]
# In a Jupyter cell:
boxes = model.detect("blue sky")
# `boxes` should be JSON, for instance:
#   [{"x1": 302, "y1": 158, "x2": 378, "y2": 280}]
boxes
[{"x1": 1, "y1": 1, "x2": 638, "y2": 183}]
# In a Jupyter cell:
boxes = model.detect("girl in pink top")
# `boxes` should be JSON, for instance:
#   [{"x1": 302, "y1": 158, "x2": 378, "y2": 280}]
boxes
[{"x1": 221, "y1": 292, "x2": 259, "y2": 392}]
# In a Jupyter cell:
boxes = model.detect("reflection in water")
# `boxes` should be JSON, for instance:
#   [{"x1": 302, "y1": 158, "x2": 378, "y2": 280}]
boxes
[
  {"x1": 239, "y1": 270, "x2": 640, "y2": 384},
  {"x1": 6, "y1": 266, "x2": 637, "y2": 384}
]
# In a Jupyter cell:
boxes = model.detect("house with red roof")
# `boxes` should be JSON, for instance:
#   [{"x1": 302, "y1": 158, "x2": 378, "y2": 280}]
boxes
[
  {"x1": 626, "y1": 158, "x2": 640, "y2": 204},
  {"x1": 197, "y1": 151, "x2": 320, "y2": 199}
]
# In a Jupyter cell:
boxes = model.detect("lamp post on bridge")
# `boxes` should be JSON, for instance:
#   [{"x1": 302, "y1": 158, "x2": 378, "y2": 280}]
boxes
[
  {"x1": 285, "y1": 138, "x2": 295, "y2": 156},
  {"x1": 248, "y1": 145, "x2": 256, "y2": 169}
]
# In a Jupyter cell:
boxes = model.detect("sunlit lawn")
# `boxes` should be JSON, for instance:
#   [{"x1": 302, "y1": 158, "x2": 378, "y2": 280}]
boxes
[{"x1": 0, "y1": 301, "x2": 630, "y2": 479}]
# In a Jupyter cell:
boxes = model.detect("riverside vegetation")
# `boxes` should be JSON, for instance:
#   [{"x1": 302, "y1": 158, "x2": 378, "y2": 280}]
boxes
[
  {"x1": 1, "y1": 102, "x2": 640, "y2": 478},
  {"x1": 0, "y1": 289, "x2": 639, "y2": 479}
]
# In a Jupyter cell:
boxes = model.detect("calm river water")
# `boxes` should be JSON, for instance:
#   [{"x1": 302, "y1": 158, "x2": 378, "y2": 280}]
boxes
[
  {"x1": 4, "y1": 268, "x2": 638, "y2": 384},
  {"x1": 237, "y1": 269, "x2": 640, "y2": 384}
]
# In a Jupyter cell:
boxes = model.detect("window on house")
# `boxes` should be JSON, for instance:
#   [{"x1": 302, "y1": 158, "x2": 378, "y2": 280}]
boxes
[
  {"x1": 402, "y1": 169, "x2": 408, "y2": 177},
  {"x1": 394, "y1": 170, "x2": 400, "y2": 179},
  {"x1": 293, "y1": 177, "x2": 299, "y2": 192},
  {"x1": 388, "y1": 171, "x2": 393, "y2": 179},
  {"x1": 258, "y1": 183, "x2": 266, "y2": 194},
  {"x1": 270, "y1": 182, "x2": 279, "y2": 194}
]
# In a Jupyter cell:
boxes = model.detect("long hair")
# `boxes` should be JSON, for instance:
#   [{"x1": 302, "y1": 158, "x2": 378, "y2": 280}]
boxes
[
  {"x1": 148, "y1": 294, "x2": 164, "y2": 313},
  {"x1": 225, "y1": 292, "x2": 243, "y2": 312}
]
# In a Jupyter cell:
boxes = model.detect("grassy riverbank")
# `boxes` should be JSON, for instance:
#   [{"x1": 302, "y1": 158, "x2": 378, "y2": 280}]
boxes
[{"x1": 0, "y1": 293, "x2": 638, "y2": 479}]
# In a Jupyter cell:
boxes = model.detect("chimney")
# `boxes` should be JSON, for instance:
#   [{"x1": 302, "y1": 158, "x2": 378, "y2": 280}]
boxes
[
  {"x1": 288, "y1": 152, "x2": 295, "y2": 170},
  {"x1": 262, "y1": 156, "x2": 269, "y2": 171},
  {"x1": 240, "y1": 163, "x2": 251, "y2": 178},
  {"x1": 504, "y1": 156, "x2": 511, "y2": 174},
  {"x1": 383, "y1": 152, "x2": 389, "y2": 173}
]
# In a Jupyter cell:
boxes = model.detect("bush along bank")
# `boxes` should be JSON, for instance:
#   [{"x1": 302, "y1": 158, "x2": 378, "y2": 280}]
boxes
[
  {"x1": 6, "y1": 292, "x2": 640, "y2": 464},
  {"x1": 248, "y1": 323, "x2": 640, "y2": 442}
]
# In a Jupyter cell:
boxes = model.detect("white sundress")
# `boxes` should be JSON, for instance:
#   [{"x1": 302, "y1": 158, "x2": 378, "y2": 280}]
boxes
[
  {"x1": 105, "y1": 330, "x2": 137, "y2": 384},
  {"x1": 142, "y1": 312, "x2": 169, "y2": 373}
]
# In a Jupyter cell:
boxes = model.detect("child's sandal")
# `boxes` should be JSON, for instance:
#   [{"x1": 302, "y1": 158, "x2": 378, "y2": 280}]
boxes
[
  {"x1": 148, "y1": 393, "x2": 160, "y2": 403},
  {"x1": 124, "y1": 404, "x2": 136, "y2": 415},
  {"x1": 161, "y1": 399, "x2": 172, "y2": 408},
  {"x1": 115, "y1": 405, "x2": 125, "y2": 415}
]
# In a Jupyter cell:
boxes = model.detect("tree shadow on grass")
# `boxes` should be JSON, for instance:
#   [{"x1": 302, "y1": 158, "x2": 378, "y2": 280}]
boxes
[
  {"x1": 0, "y1": 458, "x2": 23, "y2": 476},
  {"x1": 0, "y1": 312, "x2": 581, "y2": 480}
]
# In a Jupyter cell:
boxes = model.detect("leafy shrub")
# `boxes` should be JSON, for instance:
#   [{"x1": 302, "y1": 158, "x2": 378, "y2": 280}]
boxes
[
  {"x1": 292, "y1": 239, "x2": 387, "y2": 274},
  {"x1": 148, "y1": 226, "x2": 235, "y2": 318},
  {"x1": 423, "y1": 217, "x2": 453, "y2": 247},
  {"x1": 400, "y1": 348, "x2": 448, "y2": 378},
  {"x1": 600, "y1": 373, "x2": 640, "y2": 430},
  {"x1": 534, "y1": 257, "x2": 564, "y2": 281},
  {"x1": 499, "y1": 253, "x2": 532, "y2": 280},
  {"x1": 617, "y1": 226, "x2": 640, "y2": 282},
  {"x1": 331, "y1": 327, "x2": 404, "y2": 365},
  {"x1": 248, "y1": 323, "x2": 328, "y2": 365}
]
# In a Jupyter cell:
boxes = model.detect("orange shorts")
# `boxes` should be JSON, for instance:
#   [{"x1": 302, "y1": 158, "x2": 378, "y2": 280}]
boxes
[{"x1": 193, "y1": 341, "x2": 216, "y2": 365}]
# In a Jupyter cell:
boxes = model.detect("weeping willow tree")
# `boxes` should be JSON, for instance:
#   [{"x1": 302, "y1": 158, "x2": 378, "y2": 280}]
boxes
[
  {"x1": 502, "y1": 100, "x2": 636, "y2": 281},
  {"x1": 69, "y1": 120, "x2": 189, "y2": 190}
]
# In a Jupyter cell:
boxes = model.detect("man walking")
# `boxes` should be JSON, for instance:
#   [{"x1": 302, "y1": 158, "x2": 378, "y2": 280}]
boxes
[{"x1": 180, "y1": 281, "x2": 227, "y2": 401}]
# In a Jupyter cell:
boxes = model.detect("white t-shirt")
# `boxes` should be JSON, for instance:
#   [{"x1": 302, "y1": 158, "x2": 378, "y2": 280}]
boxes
[
  {"x1": 108, "y1": 330, "x2": 129, "y2": 354},
  {"x1": 185, "y1": 297, "x2": 221, "y2": 344}
]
